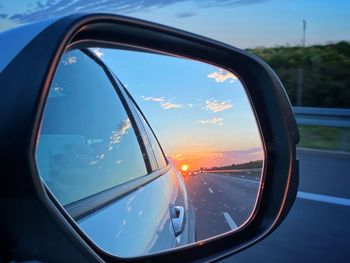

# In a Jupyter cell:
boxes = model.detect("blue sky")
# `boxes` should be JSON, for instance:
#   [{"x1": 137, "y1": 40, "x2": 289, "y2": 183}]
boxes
[
  {"x1": 0, "y1": 0, "x2": 349, "y2": 48},
  {"x1": 98, "y1": 48, "x2": 263, "y2": 169}
]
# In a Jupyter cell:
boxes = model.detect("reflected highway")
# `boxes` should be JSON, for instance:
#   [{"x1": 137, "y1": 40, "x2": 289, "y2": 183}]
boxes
[
  {"x1": 184, "y1": 171, "x2": 260, "y2": 240},
  {"x1": 184, "y1": 149, "x2": 350, "y2": 262}
]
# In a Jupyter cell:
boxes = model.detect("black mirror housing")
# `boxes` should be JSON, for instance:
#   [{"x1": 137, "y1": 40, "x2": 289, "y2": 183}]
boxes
[{"x1": 0, "y1": 14, "x2": 299, "y2": 262}]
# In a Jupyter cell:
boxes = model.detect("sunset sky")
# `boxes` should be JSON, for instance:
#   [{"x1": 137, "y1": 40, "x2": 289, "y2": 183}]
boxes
[{"x1": 100, "y1": 49, "x2": 263, "y2": 170}]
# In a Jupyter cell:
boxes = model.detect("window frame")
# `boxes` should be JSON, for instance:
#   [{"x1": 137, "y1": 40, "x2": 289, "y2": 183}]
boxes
[
  {"x1": 114, "y1": 81, "x2": 159, "y2": 172},
  {"x1": 121, "y1": 86, "x2": 169, "y2": 168}
]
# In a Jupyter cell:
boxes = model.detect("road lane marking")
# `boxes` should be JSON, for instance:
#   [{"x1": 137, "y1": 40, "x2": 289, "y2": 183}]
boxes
[
  {"x1": 204, "y1": 181, "x2": 207, "y2": 185},
  {"x1": 297, "y1": 191, "x2": 350, "y2": 207},
  {"x1": 223, "y1": 212, "x2": 238, "y2": 230},
  {"x1": 208, "y1": 188, "x2": 214, "y2": 194}
]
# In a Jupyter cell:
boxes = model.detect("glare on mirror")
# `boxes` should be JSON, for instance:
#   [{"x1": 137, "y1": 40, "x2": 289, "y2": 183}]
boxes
[{"x1": 35, "y1": 47, "x2": 264, "y2": 258}]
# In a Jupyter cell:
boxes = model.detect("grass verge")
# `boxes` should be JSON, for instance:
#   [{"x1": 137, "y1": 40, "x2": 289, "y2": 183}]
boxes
[{"x1": 298, "y1": 126, "x2": 350, "y2": 152}]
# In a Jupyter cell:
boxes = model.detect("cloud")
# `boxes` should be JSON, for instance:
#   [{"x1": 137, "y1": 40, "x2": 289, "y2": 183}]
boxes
[
  {"x1": 141, "y1": 96, "x2": 184, "y2": 109},
  {"x1": 62, "y1": 55, "x2": 77, "y2": 65},
  {"x1": 49, "y1": 84, "x2": 65, "y2": 98},
  {"x1": 108, "y1": 118, "x2": 131, "y2": 151},
  {"x1": 197, "y1": 118, "x2": 224, "y2": 125},
  {"x1": 205, "y1": 99, "x2": 233, "y2": 112},
  {"x1": 0, "y1": 1, "x2": 268, "y2": 31},
  {"x1": 169, "y1": 146, "x2": 264, "y2": 171},
  {"x1": 213, "y1": 148, "x2": 264, "y2": 164},
  {"x1": 175, "y1": 12, "x2": 196, "y2": 18},
  {"x1": 200, "y1": 0, "x2": 267, "y2": 8},
  {"x1": 53, "y1": 85, "x2": 63, "y2": 93},
  {"x1": 68, "y1": 56, "x2": 77, "y2": 64},
  {"x1": 89, "y1": 153, "x2": 105, "y2": 166},
  {"x1": 207, "y1": 69, "x2": 238, "y2": 83},
  {"x1": 160, "y1": 102, "x2": 184, "y2": 109},
  {"x1": 0, "y1": 18, "x2": 18, "y2": 31},
  {"x1": 141, "y1": 96, "x2": 165, "y2": 102}
]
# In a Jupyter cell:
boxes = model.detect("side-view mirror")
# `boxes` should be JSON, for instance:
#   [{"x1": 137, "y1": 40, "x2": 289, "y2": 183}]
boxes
[{"x1": 0, "y1": 14, "x2": 299, "y2": 262}]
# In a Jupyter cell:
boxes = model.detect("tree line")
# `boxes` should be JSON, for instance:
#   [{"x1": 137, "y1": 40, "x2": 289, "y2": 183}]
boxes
[
  {"x1": 247, "y1": 41, "x2": 350, "y2": 108},
  {"x1": 205, "y1": 160, "x2": 263, "y2": 171}
]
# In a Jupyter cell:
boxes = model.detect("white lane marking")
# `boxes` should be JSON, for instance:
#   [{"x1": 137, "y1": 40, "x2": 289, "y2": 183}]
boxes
[
  {"x1": 204, "y1": 181, "x2": 207, "y2": 185},
  {"x1": 297, "y1": 191, "x2": 350, "y2": 207},
  {"x1": 208, "y1": 188, "x2": 214, "y2": 194},
  {"x1": 223, "y1": 212, "x2": 238, "y2": 230}
]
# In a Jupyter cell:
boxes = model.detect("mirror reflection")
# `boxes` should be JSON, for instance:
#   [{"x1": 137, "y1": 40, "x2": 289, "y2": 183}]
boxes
[{"x1": 35, "y1": 47, "x2": 264, "y2": 257}]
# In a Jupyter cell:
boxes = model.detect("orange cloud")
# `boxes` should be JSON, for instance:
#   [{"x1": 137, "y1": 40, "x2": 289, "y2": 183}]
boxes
[
  {"x1": 169, "y1": 148, "x2": 263, "y2": 171},
  {"x1": 197, "y1": 118, "x2": 224, "y2": 126},
  {"x1": 207, "y1": 69, "x2": 238, "y2": 83},
  {"x1": 160, "y1": 102, "x2": 184, "y2": 109},
  {"x1": 141, "y1": 96, "x2": 184, "y2": 110},
  {"x1": 205, "y1": 99, "x2": 233, "y2": 112}
]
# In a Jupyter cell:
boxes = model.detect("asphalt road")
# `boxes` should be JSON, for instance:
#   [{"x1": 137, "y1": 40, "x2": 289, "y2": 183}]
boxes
[
  {"x1": 184, "y1": 170, "x2": 261, "y2": 240},
  {"x1": 221, "y1": 148, "x2": 350, "y2": 262}
]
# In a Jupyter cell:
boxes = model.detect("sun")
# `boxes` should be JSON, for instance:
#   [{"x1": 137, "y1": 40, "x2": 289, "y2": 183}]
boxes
[{"x1": 181, "y1": 164, "x2": 189, "y2": 171}]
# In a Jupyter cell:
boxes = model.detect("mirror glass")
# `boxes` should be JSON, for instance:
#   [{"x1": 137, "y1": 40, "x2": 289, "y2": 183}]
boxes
[{"x1": 35, "y1": 47, "x2": 264, "y2": 258}]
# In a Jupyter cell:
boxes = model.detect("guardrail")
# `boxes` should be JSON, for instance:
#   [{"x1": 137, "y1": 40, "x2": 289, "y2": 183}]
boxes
[
  {"x1": 293, "y1": 107, "x2": 350, "y2": 128},
  {"x1": 293, "y1": 106, "x2": 350, "y2": 150}
]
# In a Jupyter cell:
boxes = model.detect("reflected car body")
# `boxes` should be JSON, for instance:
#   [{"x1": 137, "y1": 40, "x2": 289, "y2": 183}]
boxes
[
  {"x1": 33, "y1": 49, "x2": 196, "y2": 257},
  {"x1": 77, "y1": 165, "x2": 195, "y2": 257}
]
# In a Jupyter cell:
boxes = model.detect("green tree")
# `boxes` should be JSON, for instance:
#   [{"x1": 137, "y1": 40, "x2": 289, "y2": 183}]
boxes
[{"x1": 247, "y1": 41, "x2": 350, "y2": 108}]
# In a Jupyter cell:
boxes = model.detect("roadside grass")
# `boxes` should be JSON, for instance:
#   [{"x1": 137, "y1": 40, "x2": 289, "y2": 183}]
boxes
[{"x1": 298, "y1": 126, "x2": 350, "y2": 152}]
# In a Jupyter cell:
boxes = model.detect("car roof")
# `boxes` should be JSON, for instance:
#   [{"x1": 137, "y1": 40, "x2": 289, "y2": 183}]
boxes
[{"x1": 0, "y1": 17, "x2": 60, "y2": 73}]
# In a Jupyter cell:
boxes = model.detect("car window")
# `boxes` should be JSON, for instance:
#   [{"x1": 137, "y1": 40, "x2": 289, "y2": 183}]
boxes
[
  {"x1": 35, "y1": 50, "x2": 148, "y2": 205},
  {"x1": 133, "y1": 104, "x2": 168, "y2": 169}
]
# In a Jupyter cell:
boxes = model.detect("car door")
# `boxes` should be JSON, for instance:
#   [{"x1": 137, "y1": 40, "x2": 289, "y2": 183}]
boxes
[
  {"x1": 120, "y1": 86, "x2": 196, "y2": 246},
  {"x1": 35, "y1": 48, "x2": 192, "y2": 257}
]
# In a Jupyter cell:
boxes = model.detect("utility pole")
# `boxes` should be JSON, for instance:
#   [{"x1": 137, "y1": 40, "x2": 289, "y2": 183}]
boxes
[
  {"x1": 302, "y1": 19, "x2": 306, "y2": 47},
  {"x1": 297, "y1": 19, "x2": 306, "y2": 106}
]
